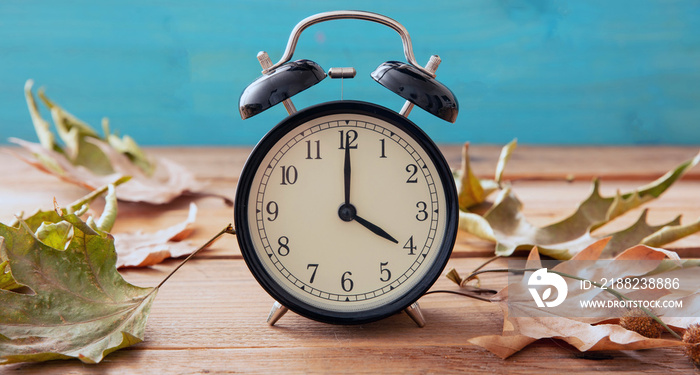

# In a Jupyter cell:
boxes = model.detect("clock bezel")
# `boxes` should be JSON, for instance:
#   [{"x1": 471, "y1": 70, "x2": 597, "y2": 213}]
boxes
[{"x1": 234, "y1": 100, "x2": 458, "y2": 325}]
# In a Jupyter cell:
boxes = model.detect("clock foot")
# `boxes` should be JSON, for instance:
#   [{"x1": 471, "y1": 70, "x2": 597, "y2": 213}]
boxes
[
  {"x1": 266, "y1": 301, "x2": 289, "y2": 326},
  {"x1": 404, "y1": 302, "x2": 426, "y2": 328}
]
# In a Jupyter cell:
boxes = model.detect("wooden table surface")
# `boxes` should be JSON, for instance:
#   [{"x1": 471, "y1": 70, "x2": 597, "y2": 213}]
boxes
[{"x1": 1, "y1": 145, "x2": 700, "y2": 374}]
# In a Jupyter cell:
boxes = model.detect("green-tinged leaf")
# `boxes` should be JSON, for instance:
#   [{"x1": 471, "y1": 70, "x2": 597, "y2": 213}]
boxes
[
  {"x1": 66, "y1": 176, "x2": 130, "y2": 214},
  {"x1": 37, "y1": 84, "x2": 150, "y2": 176},
  {"x1": 642, "y1": 216, "x2": 700, "y2": 248},
  {"x1": 0, "y1": 208, "x2": 156, "y2": 365},
  {"x1": 10, "y1": 80, "x2": 214, "y2": 204},
  {"x1": 13, "y1": 80, "x2": 216, "y2": 205},
  {"x1": 597, "y1": 210, "x2": 680, "y2": 258},
  {"x1": 604, "y1": 151, "x2": 700, "y2": 224},
  {"x1": 459, "y1": 151, "x2": 700, "y2": 259},
  {"x1": 23, "y1": 80, "x2": 63, "y2": 175},
  {"x1": 35, "y1": 221, "x2": 73, "y2": 250},
  {"x1": 95, "y1": 184, "x2": 117, "y2": 232},
  {"x1": 456, "y1": 140, "x2": 517, "y2": 211},
  {"x1": 8, "y1": 179, "x2": 128, "y2": 238},
  {"x1": 458, "y1": 211, "x2": 496, "y2": 242},
  {"x1": 0, "y1": 183, "x2": 230, "y2": 365},
  {"x1": 0, "y1": 259, "x2": 21, "y2": 291},
  {"x1": 40, "y1": 89, "x2": 112, "y2": 175},
  {"x1": 23, "y1": 80, "x2": 56, "y2": 152},
  {"x1": 534, "y1": 209, "x2": 687, "y2": 259},
  {"x1": 105, "y1": 117, "x2": 155, "y2": 177},
  {"x1": 38, "y1": 88, "x2": 99, "y2": 138}
]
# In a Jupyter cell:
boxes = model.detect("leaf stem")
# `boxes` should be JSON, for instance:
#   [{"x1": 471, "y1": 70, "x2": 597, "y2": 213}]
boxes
[
  {"x1": 65, "y1": 176, "x2": 131, "y2": 214},
  {"x1": 153, "y1": 224, "x2": 236, "y2": 291},
  {"x1": 472, "y1": 256, "x2": 502, "y2": 274}
]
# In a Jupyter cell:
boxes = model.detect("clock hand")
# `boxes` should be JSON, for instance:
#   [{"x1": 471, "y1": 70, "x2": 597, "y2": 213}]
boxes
[
  {"x1": 354, "y1": 214, "x2": 399, "y2": 244},
  {"x1": 338, "y1": 134, "x2": 395, "y2": 244},
  {"x1": 343, "y1": 140, "x2": 351, "y2": 205},
  {"x1": 338, "y1": 203, "x2": 398, "y2": 244}
]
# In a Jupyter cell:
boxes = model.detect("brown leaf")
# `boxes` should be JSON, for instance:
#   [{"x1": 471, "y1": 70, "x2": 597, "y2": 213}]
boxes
[
  {"x1": 456, "y1": 140, "x2": 516, "y2": 211},
  {"x1": 467, "y1": 244, "x2": 698, "y2": 358},
  {"x1": 113, "y1": 203, "x2": 202, "y2": 268},
  {"x1": 458, "y1": 150, "x2": 700, "y2": 259},
  {"x1": 468, "y1": 334, "x2": 536, "y2": 359},
  {"x1": 10, "y1": 137, "x2": 206, "y2": 204},
  {"x1": 457, "y1": 143, "x2": 485, "y2": 210},
  {"x1": 9, "y1": 81, "x2": 221, "y2": 205}
]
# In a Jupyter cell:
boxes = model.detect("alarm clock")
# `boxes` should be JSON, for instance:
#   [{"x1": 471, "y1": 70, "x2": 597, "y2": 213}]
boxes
[{"x1": 235, "y1": 10, "x2": 459, "y2": 326}]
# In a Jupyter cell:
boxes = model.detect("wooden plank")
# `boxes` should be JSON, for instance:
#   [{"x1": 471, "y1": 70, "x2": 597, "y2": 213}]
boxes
[
  {"x1": 4, "y1": 145, "x2": 700, "y2": 183},
  {"x1": 4, "y1": 257, "x2": 697, "y2": 373},
  {"x1": 2, "y1": 146, "x2": 700, "y2": 258},
  {"x1": 448, "y1": 145, "x2": 700, "y2": 181},
  {"x1": 6, "y1": 344, "x2": 696, "y2": 374}
]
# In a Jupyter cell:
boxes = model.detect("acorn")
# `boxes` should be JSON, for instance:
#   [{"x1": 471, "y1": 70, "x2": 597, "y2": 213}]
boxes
[
  {"x1": 683, "y1": 323, "x2": 700, "y2": 367},
  {"x1": 619, "y1": 308, "x2": 663, "y2": 338}
]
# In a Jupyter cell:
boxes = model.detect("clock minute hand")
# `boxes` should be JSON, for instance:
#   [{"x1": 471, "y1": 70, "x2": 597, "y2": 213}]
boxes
[
  {"x1": 343, "y1": 141, "x2": 351, "y2": 205},
  {"x1": 354, "y1": 214, "x2": 399, "y2": 244}
]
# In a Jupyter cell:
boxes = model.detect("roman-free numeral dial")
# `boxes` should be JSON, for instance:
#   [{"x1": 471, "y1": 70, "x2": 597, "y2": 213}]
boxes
[{"x1": 235, "y1": 101, "x2": 457, "y2": 325}]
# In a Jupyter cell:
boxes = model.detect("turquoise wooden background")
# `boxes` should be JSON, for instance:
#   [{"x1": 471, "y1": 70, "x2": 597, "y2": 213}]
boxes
[{"x1": 1, "y1": 0, "x2": 699, "y2": 146}]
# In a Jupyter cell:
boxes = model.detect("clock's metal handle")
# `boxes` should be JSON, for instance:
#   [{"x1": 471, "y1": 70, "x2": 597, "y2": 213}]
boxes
[{"x1": 263, "y1": 10, "x2": 436, "y2": 78}]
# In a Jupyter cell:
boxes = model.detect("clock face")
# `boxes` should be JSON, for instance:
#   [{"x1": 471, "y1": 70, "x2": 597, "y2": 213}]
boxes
[{"x1": 235, "y1": 101, "x2": 457, "y2": 324}]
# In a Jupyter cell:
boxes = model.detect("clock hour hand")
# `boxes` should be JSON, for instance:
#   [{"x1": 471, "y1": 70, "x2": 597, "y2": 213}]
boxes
[
  {"x1": 354, "y1": 214, "x2": 399, "y2": 244},
  {"x1": 338, "y1": 203, "x2": 398, "y2": 244}
]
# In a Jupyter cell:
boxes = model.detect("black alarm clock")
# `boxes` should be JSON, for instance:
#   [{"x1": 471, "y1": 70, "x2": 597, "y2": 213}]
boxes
[{"x1": 234, "y1": 10, "x2": 459, "y2": 326}]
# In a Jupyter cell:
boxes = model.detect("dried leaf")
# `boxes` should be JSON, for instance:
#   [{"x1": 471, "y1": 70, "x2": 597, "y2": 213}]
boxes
[
  {"x1": 23, "y1": 80, "x2": 58, "y2": 153},
  {"x1": 0, "y1": 193, "x2": 157, "y2": 364},
  {"x1": 468, "y1": 244, "x2": 699, "y2": 359},
  {"x1": 456, "y1": 140, "x2": 516, "y2": 210},
  {"x1": 458, "y1": 143, "x2": 485, "y2": 210},
  {"x1": 114, "y1": 203, "x2": 202, "y2": 268},
  {"x1": 9, "y1": 80, "x2": 215, "y2": 205},
  {"x1": 458, "y1": 147, "x2": 700, "y2": 259},
  {"x1": 494, "y1": 138, "x2": 517, "y2": 184},
  {"x1": 105, "y1": 121, "x2": 155, "y2": 176},
  {"x1": 9, "y1": 136, "x2": 206, "y2": 205},
  {"x1": 0, "y1": 184, "x2": 233, "y2": 365},
  {"x1": 0, "y1": 260, "x2": 21, "y2": 291},
  {"x1": 643, "y1": 217, "x2": 700, "y2": 248}
]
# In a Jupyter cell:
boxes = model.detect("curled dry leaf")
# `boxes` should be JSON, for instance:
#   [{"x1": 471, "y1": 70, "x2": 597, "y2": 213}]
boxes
[
  {"x1": 455, "y1": 139, "x2": 516, "y2": 211},
  {"x1": 8, "y1": 80, "x2": 216, "y2": 205},
  {"x1": 456, "y1": 140, "x2": 700, "y2": 259},
  {"x1": 114, "y1": 203, "x2": 204, "y2": 268},
  {"x1": 466, "y1": 242, "x2": 700, "y2": 359}
]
